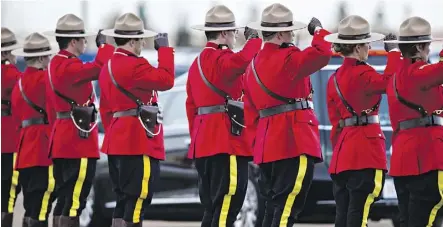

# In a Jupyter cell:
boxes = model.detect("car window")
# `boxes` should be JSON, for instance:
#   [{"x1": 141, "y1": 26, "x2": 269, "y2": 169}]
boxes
[{"x1": 162, "y1": 90, "x2": 188, "y2": 126}]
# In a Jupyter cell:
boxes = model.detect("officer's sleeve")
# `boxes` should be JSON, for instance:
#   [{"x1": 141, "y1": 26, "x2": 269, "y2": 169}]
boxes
[
  {"x1": 410, "y1": 61, "x2": 443, "y2": 90},
  {"x1": 361, "y1": 51, "x2": 402, "y2": 95},
  {"x1": 10, "y1": 86, "x2": 22, "y2": 138},
  {"x1": 284, "y1": 29, "x2": 332, "y2": 80},
  {"x1": 63, "y1": 44, "x2": 115, "y2": 85},
  {"x1": 133, "y1": 47, "x2": 175, "y2": 91},
  {"x1": 185, "y1": 76, "x2": 196, "y2": 135},
  {"x1": 326, "y1": 75, "x2": 342, "y2": 148},
  {"x1": 98, "y1": 76, "x2": 112, "y2": 132},
  {"x1": 45, "y1": 73, "x2": 57, "y2": 127},
  {"x1": 243, "y1": 70, "x2": 259, "y2": 150},
  {"x1": 217, "y1": 38, "x2": 262, "y2": 82}
]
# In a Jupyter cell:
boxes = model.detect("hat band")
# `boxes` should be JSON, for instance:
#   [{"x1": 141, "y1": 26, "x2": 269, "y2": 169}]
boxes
[
  {"x1": 24, "y1": 47, "x2": 51, "y2": 53},
  {"x1": 114, "y1": 30, "x2": 144, "y2": 35},
  {"x1": 399, "y1": 35, "x2": 431, "y2": 42},
  {"x1": 55, "y1": 29, "x2": 85, "y2": 34},
  {"x1": 260, "y1": 21, "x2": 293, "y2": 28},
  {"x1": 204, "y1": 22, "x2": 236, "y2": 28},
  {"x1": 338, "y1": 33, "x2": 371, "y2": 40},
  {"x1": 1, "y1": 40, "x2": 17, "y2": 48}
]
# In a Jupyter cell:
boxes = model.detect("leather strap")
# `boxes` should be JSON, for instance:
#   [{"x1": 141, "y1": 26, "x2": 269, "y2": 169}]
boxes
[
  {"x1": 47, "y1": 60, "x2": 94, "y2": 107},
  {"x1": 398, "y1": 115, "x2": 443, "y2": 130},
  {"x1": 339, "y1": 115, "x2": 380, "y2": 127},
  {"x1": 197, "y1": 54, "x2": 231, "y2": 100},
  {"x1": 21, "y1": 117, "x2": 47, "y2": 128},
  {"x1": 113, "y1": 109, "x2": 138, "y2": 118},
  {"x1": 18, "y1": 79, "x2": 47, "y2": 119},
  {"x1": 197, "y1": 105, "x2": 226, "y2": 115},
  {"x1": 393, "y1": 74, "x2": 428, "y2": 117},
  {"x1": 56, "y1": 111, "x2": 71, "y2": 119},
  {"x1": 107, "y1": 60, "x2": 145, "y2": 106},
  {"x1": 1, "y1": 110, "x2": 11, "y2": 117},
  {"x1": 333, "y1": 68, "x2": 380, "y2": 116},
  {"x1": 259, "y1": 101, "x2": 314, "y2": 118}
]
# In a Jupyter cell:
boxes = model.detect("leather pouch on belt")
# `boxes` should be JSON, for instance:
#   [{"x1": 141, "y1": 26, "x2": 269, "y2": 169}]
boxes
[
  {"x1": 138, "y1": 105, "x2": 159, "y2": 138},
  {"x1": 71, "y1": 105, "x2": 97, "y2": 139},
  {"x1": 226, "y1": 100, "x2": 245, "y2": 136}
]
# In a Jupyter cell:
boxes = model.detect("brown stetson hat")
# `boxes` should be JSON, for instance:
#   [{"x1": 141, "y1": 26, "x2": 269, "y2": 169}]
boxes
[
  {"x1": 101, "y1": 13, "x2": 157, "y2": 38},
  {"x1": 324, "y1": 15, "x2": 385, "y2": 44},
  {"x1": 12, "y1": 32, "x2": 58, "y2": 57},
  {"x1": 43, "y1": 14, "x2": 95, "y2": 37},
  {"x1": 247, "y1": 3, "x2": 307, "y2": 32},
  {"x1": 1, "y1": 27, "x2": 21, "y2": 51},
  {"x1": 191, "y1": 5, "x2": 243, "y2": 31},
  {"x1": 384, "y1": 16, "x2": 443, "y2": 44}
]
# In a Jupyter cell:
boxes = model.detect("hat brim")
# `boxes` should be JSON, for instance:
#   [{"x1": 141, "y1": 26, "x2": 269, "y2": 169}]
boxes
[
  {"x1": 42, "y1": 30, "x2": 96, "y2": 37},
  {"x1": 100, "y1": 29, "x2": 158, "y2": 38},
  {"x1": 384, "y1": 37, "x2": 443, "y2": 43},
  {"x1": 191, "y1": 24, "x2": 244, "y2": 31},
  {"x1": 324, "y1": 32, "x2": 385, "y2": 44},
  {"x1": 246, "y1": 21, "x2": 307, "y2": 32},
  {"x1": 1, "y1": 43, "x2": 22, "y2": 52},
  {"x1": 11, "y1": 45, "x2": 59, "y2": 57}
]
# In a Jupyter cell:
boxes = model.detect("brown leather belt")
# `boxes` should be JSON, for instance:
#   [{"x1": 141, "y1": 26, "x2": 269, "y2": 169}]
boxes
[
  {"x1": 259, "y1": 100, "x2": 314, "y2": 118},
  {"x1": 398, "y1": 115, "x2": 443, "y2": 130},
  {"x1": 197, "y1": 105, "x2": 225, "y2": 115},
  {"x1": 113, "y1": 109, "x2": 138, "y2": 118},
  {"x1": 21, "y1": 117, "x2": 48, "y2": 128},
  {"x1": 339, "y1": 115, "x2": 380, "y2": 127}
]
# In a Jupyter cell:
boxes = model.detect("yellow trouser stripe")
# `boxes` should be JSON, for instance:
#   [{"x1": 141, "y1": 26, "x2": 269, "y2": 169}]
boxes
[
  {"x1": 69, "y1": 158, "x2": 88, "y2": 217},
  {"x1": 219, "y1": 155, "x2": 238, "y2": 227},
  {"x1": 280, "y1": 155, "x2": 308, "y2": 227},
  {"x1": 133, "y1": 155, "x2": 151, "y2": 223},
  {"x1": 426, "y1": 171, "x2": 443, "y2": 227},
  {"x1": 361, "y1": 169, "x2": 383, "y2": 227},
  {"x1": 8, "y1": 153, "x2": 19, "y2": 213},
  {"x1": 39, "y1": 165, "x2": 55, "y2": 221}
]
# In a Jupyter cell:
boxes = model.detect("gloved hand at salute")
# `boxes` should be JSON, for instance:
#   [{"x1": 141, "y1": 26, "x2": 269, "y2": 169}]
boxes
[
  {"x1": 154, "y1": 33, "x2": 169, "y2": 51},
  {"x1": 384, "y1": 33, "x2": 399, "y2": 52},
  {"x1": 95, "y1": 29, "x2": 106, "y2": 48},
  {"x1": 308, "y1": 17, "x2": 323, "y2": 36},
  {"x1": 244, "y1": 27, "x2": 259, "y2": 40}
]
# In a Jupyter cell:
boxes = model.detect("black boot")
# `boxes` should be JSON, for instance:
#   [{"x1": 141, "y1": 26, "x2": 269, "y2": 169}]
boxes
[
  {"x1": 52, "y1": 216, "x2": 61, "y2": 227},
  {"x1": 27, "y1": 218, "x2": 48, "y2": 227},
  {"x1": 123, "y1": 221, "x2": 142, "y2": 227},
  {"x1": 59, "y1": 216, "x2": 79, "y2": 227},
  {"x1": 22, "y1": 217, "x2": 30, "y2": 227},
  {"x1": 1, "y1": 212, "x2": 13, "y2": 227},
  {"x1": 111, "y1": 218, "x2": 124, "y2": 227}
]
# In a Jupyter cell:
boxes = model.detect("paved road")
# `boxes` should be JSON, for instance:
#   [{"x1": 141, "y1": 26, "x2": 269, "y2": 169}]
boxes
[{"x1": 11, "y1": 193, "x2": 394, "y2": 227}]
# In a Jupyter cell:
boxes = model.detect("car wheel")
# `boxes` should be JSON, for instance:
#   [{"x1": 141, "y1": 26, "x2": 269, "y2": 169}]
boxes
[
  {"x1": 234, "y1": 175, "x2": 265, "y2": 227},
  {"x1": 80, "y1": 184, "x2": 112, "y2": 227}
]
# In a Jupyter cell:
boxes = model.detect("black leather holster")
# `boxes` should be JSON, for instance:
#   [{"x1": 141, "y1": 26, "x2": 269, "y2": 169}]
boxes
[
  {"x1": 138, "y1": 104, "x2": 159, "y2": 138},
  {"x1": 226, "y1": 100, "x2": 245, "y2": 136},
  {"x1": 71, "y1": 104, "x2": 97, "y2": 139}
]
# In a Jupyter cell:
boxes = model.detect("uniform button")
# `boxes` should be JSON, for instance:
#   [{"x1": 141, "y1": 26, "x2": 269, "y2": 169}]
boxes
[
  {"x1": 309, "y1": 120, "x2": 312, "y2": 123},
  {"x1": 378, "y1": 134, "x2": 382, "y2": 137}
]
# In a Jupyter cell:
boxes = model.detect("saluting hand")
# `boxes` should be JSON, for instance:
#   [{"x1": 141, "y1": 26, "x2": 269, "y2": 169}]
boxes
[
  {"x1": 154, "y1": 33, "x2": 169, "y2": 51},
  {"x1": 244, "y1": 27, "x2": 259, "y2": 40},
  {"x1": 307, "y1": 17, "x2": 323, "y2": 36},
  {"x1": 95, "y1": 29, "x2": 106, "y2": 48},
  {"x1": 384, "y1": 33, "x2": 398, "y2": 52}
]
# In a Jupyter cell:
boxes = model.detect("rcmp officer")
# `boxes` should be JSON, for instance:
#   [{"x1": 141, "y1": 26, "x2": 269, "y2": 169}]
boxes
[
  {"x1": 324, "y1": 15, "x2": 401, "y2": 227},
  {"x1": 10, "y1": 33, "x2": 58, "y2": 227},
  {"x1": 186, "y1": 5, "x2": 262, "y2": 227},
  {"x1": 99, "y1": 13, "x2": 174, "y2": 227},
  {"x1": 243, "y1": 3, "x2": 331, "y2": 226},
  {"x1": 384, "y1": 17, "x2": 443, "y2": 227},
  {"x1": 1, "y1": 27, "x2": 22, "y2": 227},
  {"x1": 43, "y1": 14, "x2": 114, "y2": 226}
]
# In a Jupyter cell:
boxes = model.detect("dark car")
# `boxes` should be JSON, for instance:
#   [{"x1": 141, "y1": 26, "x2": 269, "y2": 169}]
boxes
[{"x1": 79, "y1": 51, "x2": 443, "y2": 227}]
